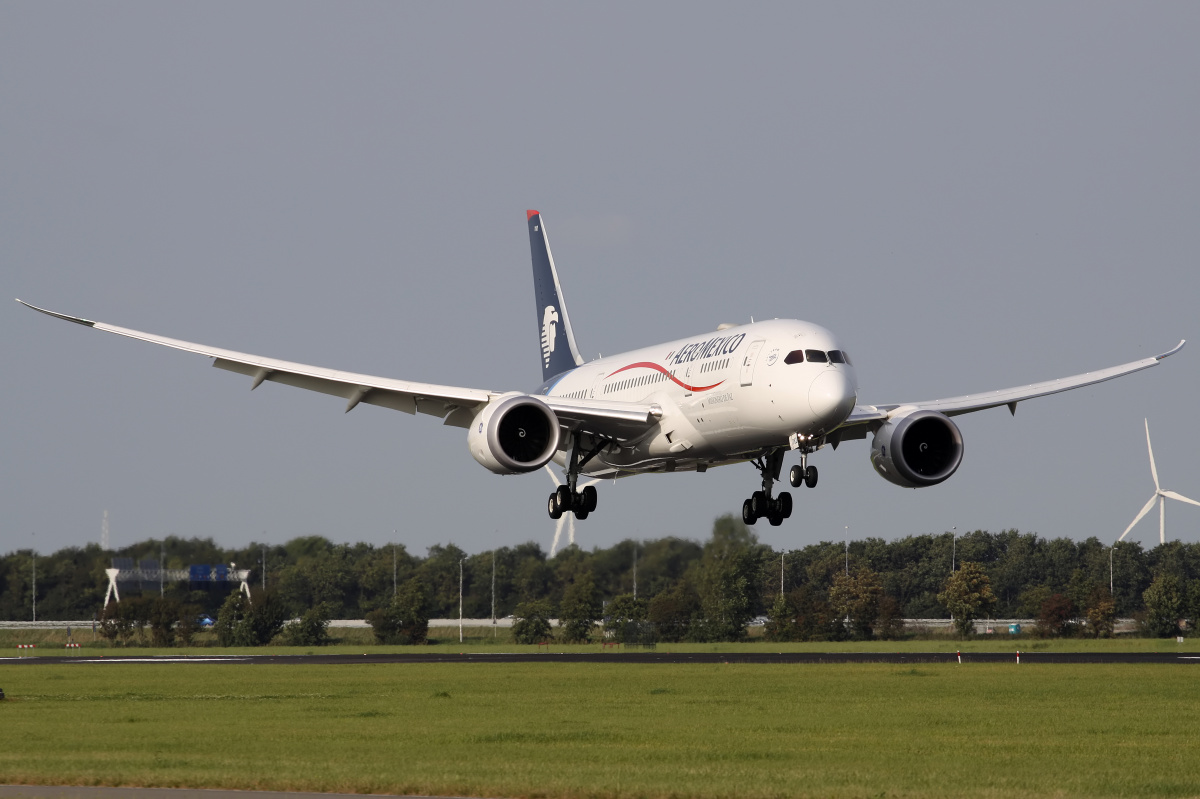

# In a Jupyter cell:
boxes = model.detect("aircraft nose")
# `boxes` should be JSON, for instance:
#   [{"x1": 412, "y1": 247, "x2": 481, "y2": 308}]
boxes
[{"x1": 808, "y1": 369, "x2": 856, "y2": 426}]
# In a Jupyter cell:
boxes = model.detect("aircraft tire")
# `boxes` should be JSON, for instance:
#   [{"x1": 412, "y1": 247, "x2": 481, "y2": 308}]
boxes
[
  {"x1": 768, "y1": 513, "x2": 784, "y2": 527},
  {"x1": 548, "y1": 494, "x2": 563, "y2": 520},
  {"x1": 742, "y1": 499, "x2": 757, "y2": 525},
  {"x1": 575, "y1": 509, "x2": 589, "y2": 521},
  {"x1": 789, "y1": 465, "x2": 803, "y2": 488},
  {"x1": 555, "y1": 485, "x2": 573, "y2": 512},
  {"x1": 751, "y1": 491, "x2": 770, "y2": 517},
  {"x1": 582, "y1": 485, "x2": 598, "y2": 513},
  {"x1": 804, "y1": 466, "x2": 818, "y2": 488},
  {"x1": 778, "y1": 492, "x2": 793, "y2": 518}
]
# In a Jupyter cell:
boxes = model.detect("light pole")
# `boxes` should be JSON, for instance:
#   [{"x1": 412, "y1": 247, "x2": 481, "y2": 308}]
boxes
[
  {"x1": 491, "y1": 549, "x2": 496, "y2": 637},
  {"x1": 844, "y1": 526, "x2": 849, "y2": 576},
  {"x1": 632, "y1": 541, "x2": 638, "y2": 599},
  {"x1": 459, "y1": 558, "x2": 464, "y2": 644},
  {"x1": 31, "y1": 539, "x2": 36, "y2": 623},
  {"x1": 1110, "y1": 542, "x2": 1116, "y2": 595},
  {"x1": 780, "y1": 550, "x2": 786, "y2": 597},
  {"x1": 951, "y1": 527, "x2": 957, "y2": 572}
]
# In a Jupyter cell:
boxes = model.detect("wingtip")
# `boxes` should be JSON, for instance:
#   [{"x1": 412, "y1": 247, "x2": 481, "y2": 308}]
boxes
[
  {"x1": 526, "y1": 209, "x2": 539, "y2": 220},
  {"x1": 1156, "y1": 339, "x2": 1186, "y2": 360},
  {"x1": 15, "y1": 299, "x2": 96, "y2": 327}
]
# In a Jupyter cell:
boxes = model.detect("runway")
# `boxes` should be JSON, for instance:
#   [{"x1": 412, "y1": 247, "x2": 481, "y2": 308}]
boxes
[
  {"x1": 0, "y1": 788, "x2": 459, "y2": 799},
  {"x1": 4, "y1": 651, "x2": 1197, "y2": 666}
]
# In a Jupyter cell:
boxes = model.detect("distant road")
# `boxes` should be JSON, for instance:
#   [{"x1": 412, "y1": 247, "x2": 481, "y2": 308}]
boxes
[{"x1": 4, "y1": 651, "x2": 1197, "y2": 666}]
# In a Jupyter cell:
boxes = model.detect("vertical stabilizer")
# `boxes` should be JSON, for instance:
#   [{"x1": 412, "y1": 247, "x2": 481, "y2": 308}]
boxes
[{"x1": 527, "y1": 210, "x2": 584, "y2": 381}]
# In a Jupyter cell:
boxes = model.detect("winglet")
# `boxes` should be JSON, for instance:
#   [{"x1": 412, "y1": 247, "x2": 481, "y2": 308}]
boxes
[
  {"x1": 1156, "y1": 340, "x2": 1186, "y2": 360},
  {"x1": 15, "y1": 299, "x2": 96, "y2": 328},
  {"x1": 526, "y1": 209, "x2": 539, "y2": 220}
]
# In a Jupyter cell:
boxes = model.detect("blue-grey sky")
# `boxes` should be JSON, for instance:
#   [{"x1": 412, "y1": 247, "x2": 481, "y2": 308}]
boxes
[{"x1": 4, "y1": 4, "x2": 1199, "y2": 558}]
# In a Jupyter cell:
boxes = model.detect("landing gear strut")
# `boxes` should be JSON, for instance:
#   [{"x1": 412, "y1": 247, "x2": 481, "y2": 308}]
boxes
[
  {"x1": 742, "y1": 449, "x2": 792, "y2": 527},
  {"x1": 547, "y1": 434, "x2": 605, "y2": 520}
]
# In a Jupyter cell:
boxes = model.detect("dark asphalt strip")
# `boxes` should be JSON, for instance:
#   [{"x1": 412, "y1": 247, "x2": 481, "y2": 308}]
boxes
[{"x1": 4, "y1": 652, "x2": 1197, "y2": 666}]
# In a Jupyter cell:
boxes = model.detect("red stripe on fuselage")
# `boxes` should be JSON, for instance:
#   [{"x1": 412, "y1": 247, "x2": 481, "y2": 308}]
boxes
[{"x1": 607, "y1": 361, "x2": 724, "y2": 392}]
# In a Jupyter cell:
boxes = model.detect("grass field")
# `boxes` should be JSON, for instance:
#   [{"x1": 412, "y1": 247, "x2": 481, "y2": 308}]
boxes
[{"x1": 1, "y1": 658, "x2": 1198, "y2": 798}]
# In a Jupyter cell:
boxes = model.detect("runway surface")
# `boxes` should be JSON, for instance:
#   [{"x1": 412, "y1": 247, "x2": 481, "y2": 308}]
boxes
[{"x1": 3, "y1": 651, "x2": 1197, "y2": 665}]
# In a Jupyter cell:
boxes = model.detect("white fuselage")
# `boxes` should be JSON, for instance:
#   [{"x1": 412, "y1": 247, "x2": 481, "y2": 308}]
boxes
[{"x1": 540, "y1": 319, "x2": 858, "y2": 476}]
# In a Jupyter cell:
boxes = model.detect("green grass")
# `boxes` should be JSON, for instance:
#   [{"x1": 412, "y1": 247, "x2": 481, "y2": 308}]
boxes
[{"x1": 1, "y1": 660, "x2": 1198, "y2": 798}]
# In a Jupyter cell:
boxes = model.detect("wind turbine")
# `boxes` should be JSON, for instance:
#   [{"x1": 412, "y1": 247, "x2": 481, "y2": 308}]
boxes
[
  {"x1": 1117, "y1": 419, "x2": 1200, "y2": 545},
  {"x1": 545, "y1": 466, "x2": 600, "y2": 556}
]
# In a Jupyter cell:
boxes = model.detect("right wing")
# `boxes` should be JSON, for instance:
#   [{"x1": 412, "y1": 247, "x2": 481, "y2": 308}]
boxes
[
  {"x1": 833, "y1": 340, "x2": 1186, "y2": 442},
  {"x1": 17, "y1": 300, "x2": 661, "y2": 437}
]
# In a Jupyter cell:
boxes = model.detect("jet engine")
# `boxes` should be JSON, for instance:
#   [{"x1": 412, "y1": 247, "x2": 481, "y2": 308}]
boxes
[
  {"x1": 467, "y1": 393, "x2": 561, "y2": 474},
  {"x1": 870, "y1": 409, "x2": 964, "y2": 488}
]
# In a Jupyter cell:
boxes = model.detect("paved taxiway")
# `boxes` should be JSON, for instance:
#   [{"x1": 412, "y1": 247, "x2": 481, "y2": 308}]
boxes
[{"x1": 4, "y1": 651, "x2": 1197, "y2": 665}]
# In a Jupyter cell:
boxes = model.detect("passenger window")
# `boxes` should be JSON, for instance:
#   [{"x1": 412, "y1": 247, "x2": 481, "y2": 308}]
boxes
[
  {"x1": 784, "y1": 350, "x2": 805, "y2": 364},
  {"x1": 805, "y1": 350, "x2": 828, "y2": 363},
  {"x1": 828, "y1": 350, "x2": 845, "y2": 364}
]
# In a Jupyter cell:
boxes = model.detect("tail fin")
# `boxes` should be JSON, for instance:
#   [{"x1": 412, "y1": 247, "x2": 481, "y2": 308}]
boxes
[{"x1": 527, "y1": 210, "x2": 584, "y2": 381}]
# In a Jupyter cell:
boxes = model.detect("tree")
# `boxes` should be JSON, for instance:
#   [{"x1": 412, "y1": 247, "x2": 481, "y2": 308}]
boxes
[
  {"x1": 279, "y1": 604, "x2": 333, "y2": 646},
  {"x1": 1143, "y1": 573, "x2": 1184, "y2": 638},
  {"x1": 147, "y1": 596, "x2": 181, "y2": 647},
  {"x1": 829, "y1": 567, "x2": 884, "y2": 640},
  {"x1": 1084, "y1": 587, "x2": 1116, "y2": 639},
  {"x1": 215, "y1": 589, "x2": 287, "y2": 646},
  {"x1": 1036, "y1": 593, "x2": 1076, "y2": 638},
  {"x1": 557, "y1": 573, "x2": 601, "y2": 643},
  {"x1": 604, "y1": 593, "x2": 648, "y2": 644},
  {"x1": 365, "y1": 578, "x2": 430, "y2": 645},
  {"x1": 937, "y1": 562, "x2": 996, "y2": 638},
  {"x1": 512, "y1": 600, "x2": 553, "y2": 644},
  {"x1": 764, "y1": 592, "x2": 795, "y2": 643},
  {"x1": 647, "y1": 582, "x2": 700, "y2": 643}
]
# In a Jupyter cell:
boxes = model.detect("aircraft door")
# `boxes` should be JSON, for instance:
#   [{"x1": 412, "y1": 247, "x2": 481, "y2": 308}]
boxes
[{"x1": 739, "y1": 339, "x2": 765, "y2": 386}]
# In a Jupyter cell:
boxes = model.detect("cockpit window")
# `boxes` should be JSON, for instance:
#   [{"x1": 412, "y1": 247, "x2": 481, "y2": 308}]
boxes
[
  {"x1": 784, "y1": 349, "x2": 805, "y2": 364},
  {"x1": 827, "y1": 350, "x2": 845, "y2": 364},
  {"x1": 805, "y1": 349, "x2": 828, "y2": 363}
]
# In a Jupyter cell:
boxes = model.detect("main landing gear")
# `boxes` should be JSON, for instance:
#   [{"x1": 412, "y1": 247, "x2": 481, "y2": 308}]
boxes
[
  {"x1": 547, "y1": 433, "x2": 607, "y2": 521},
  {"x1": 742, "y1": 449, "x2": 793, "y2": 527}
]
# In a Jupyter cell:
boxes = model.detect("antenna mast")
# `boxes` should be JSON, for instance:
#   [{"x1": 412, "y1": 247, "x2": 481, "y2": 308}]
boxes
[{"x1": 101, "y1": 510, "x2": 110, "y2": 551}]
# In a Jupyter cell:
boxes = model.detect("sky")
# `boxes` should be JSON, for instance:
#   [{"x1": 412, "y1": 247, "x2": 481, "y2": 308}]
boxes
[{"x1": 4, "y1": 4, "x2": 1199, "y2": 559}]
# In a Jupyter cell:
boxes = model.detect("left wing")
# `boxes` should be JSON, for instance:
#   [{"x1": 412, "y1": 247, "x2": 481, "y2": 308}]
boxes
[
  {"x1": 17, "y1": 300, "x2": 660, "y2": 437},
  {"x1": 834, "y1": 340, "x2": 1186, "y2": 441}
]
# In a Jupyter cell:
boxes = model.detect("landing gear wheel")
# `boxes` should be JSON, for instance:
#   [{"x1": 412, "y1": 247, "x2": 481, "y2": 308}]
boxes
[
  {"x1": 581, "y1": 485, "x2": 598, "y2": 513},
  {"x1": 790, "y1": 464, "x2": 804, "y2": 488},
  {"x1": 804, "y1": 465, "x2": 818, "y2": 488},
  {"x1": 575, "y1": 509, "x2": 589, "y2": 520},
  {"x1": 548, "y1": 493, "x2": 563, "y2": 520},
  {"x1": 778, "y1": 492, "x2": 792, "y2": 519},
  {"x1": 555, "y1": 485, "x2": 573, "y2": 512},
  {"x1": 742, "y1": 498, "x2": 757, "y2": 525},
  {"x1": 751, "y1": 490, "x2": 770, "y2": 518},
  {"x1": 768, "y1": 512, "x2": 784, "y2": 527}
]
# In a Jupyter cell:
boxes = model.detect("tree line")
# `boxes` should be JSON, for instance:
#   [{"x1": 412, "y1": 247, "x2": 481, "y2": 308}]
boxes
[{"x1": 2, "y1": 517, "x2": 1199, "y2": 641}]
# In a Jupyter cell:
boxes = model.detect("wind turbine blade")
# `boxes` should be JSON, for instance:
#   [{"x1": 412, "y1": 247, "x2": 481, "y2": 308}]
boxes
[
  {"x1": 1146, "y1": 419, "x2": 1160, "y2": 491},
  {"x1": 1162, "y1": 490, "x2": 1200, "y2": 508},
  {"x1": 1159, "y1": 496, "x2": 1165, "y2": 545},
  {"x1": 1118, "y1": 495, "x2": 1158, "y2": 542},
  {"x1": 550, "y1": 514, "x2": 566, "y2": 557}
]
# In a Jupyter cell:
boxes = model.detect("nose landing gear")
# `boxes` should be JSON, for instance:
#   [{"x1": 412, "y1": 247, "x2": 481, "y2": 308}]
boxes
[
  {"x1": 742, "y1": 449, "x2": 793, "y2": 527},
  {"x1": 789, "y1": 456, "x2": 818, "y2": 489}
]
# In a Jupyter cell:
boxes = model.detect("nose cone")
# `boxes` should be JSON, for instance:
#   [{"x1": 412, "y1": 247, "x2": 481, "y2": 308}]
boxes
[{"x1": 809, "y1": 369, "x2": 857, "y2": 427}]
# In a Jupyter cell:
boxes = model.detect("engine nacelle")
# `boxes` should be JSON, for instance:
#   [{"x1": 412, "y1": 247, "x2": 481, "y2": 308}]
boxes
[
  {"x1": 870, "y1": 409, "x2": 964, "y2": 488},
  {"x1": 467, "y1": 393, "x2": 561, "y2": 475}
]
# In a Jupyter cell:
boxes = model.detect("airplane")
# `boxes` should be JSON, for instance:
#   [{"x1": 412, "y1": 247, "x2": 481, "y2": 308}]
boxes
[{"x1": 18, "y1": 210, "x2": 1186, "y2": 527}]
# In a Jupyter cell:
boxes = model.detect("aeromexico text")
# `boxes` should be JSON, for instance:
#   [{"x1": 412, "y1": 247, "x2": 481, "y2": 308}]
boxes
[{"x1": 666, "y1": 333, "x2": 746, "y2": 366}]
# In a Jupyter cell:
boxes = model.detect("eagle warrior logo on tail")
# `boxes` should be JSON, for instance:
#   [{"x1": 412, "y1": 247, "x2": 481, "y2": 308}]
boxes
[{"x1": 541, "y1": 306, "x2": 559, "y2": 367}]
